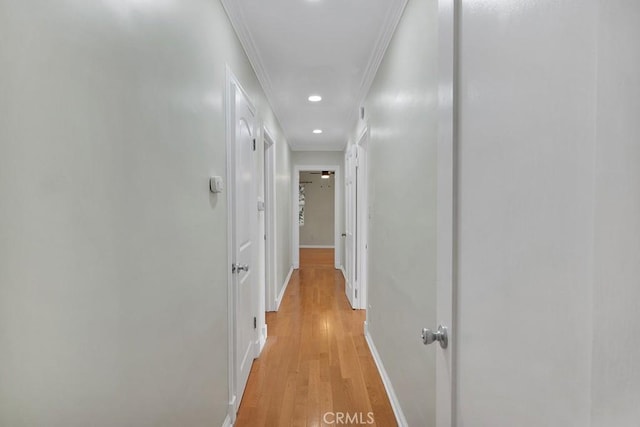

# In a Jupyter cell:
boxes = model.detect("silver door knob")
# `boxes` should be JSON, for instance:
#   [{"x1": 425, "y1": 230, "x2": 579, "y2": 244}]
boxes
[
  {"x1": 421, "y1": 325, "x2": 448, "y2": 349},
  {"x1": 233, "y1": 264, "x2": 250, "y2": 273}
]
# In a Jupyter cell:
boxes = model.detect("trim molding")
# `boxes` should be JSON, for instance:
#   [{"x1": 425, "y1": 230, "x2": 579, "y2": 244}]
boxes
[
  {"x1": 276, "y1": 266, "x2": 294, "y2": 311},
  {"x1": 435, "y1": 2, "x2": 457, "y2": 425},
  {"x1": 364, "y1": 322, "x2": 408, "y2": 427},
  {"x1": 339, "y1": 266, "x2": 346, "y2": 281},
  {"x1": 292, "y1": 164, "x2": 342, "y2": 270},
  {"x1": 227, "y1": 399, "x2": 236, "y2": 425},
  {"x1": 225, "y1": 67, "x2": 236, "y2": 424},
  {"x1": 221, "y1": 0, "x2": 408, "y2": 152},
  {"x1": 255, "y1": 324, "x2": 267, "y2": 358},
  {"x1": 346, "y1": 0, "x2": 409, "y2": 131},
  {"x1": 299, "y1": 245, "x2": 335, "y2": 249},
  {"x1": 219, "y1": 0, "x2": 284, "y2": 131},
  {"x1": 259, "y1": 325, "x2": 268, "y2": 354},
  {"x1": 290, "y1": 143, "x2": 350, "y2": 152},
  {"x1": 221, "y1": 414, "x2": 232, "y2": 427}
]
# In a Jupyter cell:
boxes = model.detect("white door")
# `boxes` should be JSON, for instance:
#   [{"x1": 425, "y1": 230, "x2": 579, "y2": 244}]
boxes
[
  {"x1": 355, "y1": 140, "x2": 368, "y2": 311},
  {"x1": 344, "y1": 146, "x2": 357, "y2": 308},
  {"x1": 454, "y1": 1, "x2": 599, "y2": 425},
  {"x1": 263, "y1": 133, "x2": 276, "y2": 312},
  {"x1": 232, "y1": 83, "x2": 257, "y2": 410}
]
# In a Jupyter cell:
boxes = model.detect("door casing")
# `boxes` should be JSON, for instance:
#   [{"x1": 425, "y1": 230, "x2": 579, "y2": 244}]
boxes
[
  {"x1": 436, "y1": 1, "x2": 456, "y2": 426},
  {"x1": 344, "y1": 147, "x2": 357, "y2": 308},
  {"x1": 356, "y1": 127, "x2": 369, "y2": 311},
  {"x1": 292, "y1": 165, "x2": 341, "y2": 270},
  {"x1": 263, "y1": 129, "x2": 277, "y2": 312}
]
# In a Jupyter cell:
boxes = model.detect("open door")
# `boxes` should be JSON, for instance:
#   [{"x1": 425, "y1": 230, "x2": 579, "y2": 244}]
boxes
[
  {"x1": 345, "y1": 131, "x2": 369, "y2": 311},
  {"x1": 344, "y1": 145, "x2": 357, "y2": 308}
]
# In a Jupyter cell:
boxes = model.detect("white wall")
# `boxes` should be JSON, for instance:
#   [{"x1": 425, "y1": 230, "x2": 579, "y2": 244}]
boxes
[
  {"x1": 299, "y1": 172, "x2": 335, "y2": 247},
  {"x1": 275, "y1": 139, "x2": 293, "y2": 300},
  {"x1": 347, "y1": 0, "x2": 439, "y2": 424},
  {"x1": 0, "y1": 1, "x2": 290, "y2": 426},
  {"x1": 292, "y1": 151, "x2": 345, "y2": 268},
  {"x1": 591, "y1": 2, "x2": 640, "y2": 425},
  {"x1": 355, "y1": 0, "x2": 640, "y2": 425}
]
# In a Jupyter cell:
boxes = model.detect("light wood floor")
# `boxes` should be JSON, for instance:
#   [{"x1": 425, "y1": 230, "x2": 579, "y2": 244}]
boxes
[{"x1": 235, "y1": 248, "x2": 396, "y2": 426}]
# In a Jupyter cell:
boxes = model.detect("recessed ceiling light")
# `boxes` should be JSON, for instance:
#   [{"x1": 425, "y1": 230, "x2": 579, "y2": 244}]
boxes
[
  {"x1": 308, "y1": 95, "x2": 322, "y2": 102},
  {"x1": 313, "y1": 129, "x2": 323, "y2": 134}
]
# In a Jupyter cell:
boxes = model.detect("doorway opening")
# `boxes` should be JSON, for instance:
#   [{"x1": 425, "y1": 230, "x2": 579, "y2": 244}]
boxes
[
  {"x1": 292, "y1": 165, "x2": 341, "y2": 270},
  {"x1": 299, "y1": 169, "x2": 336, "y2": 268}
]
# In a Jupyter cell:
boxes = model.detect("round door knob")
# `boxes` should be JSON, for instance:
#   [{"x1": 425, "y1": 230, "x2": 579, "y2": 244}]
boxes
[{"x1": 421, "y1": 325, "x2": 448, "y2": 349}]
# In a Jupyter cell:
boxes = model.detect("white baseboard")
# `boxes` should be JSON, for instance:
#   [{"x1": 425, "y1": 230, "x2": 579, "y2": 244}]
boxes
[
  {"x1": 299, "y1": 245, "x2": 335, "y2": 248},
  {"x1": 339, "y1": 265, "x2": 346, "y2": 280},
  {"x1": 259, "y1": 324, "x2": 267, "y2": 353},
  {"x1": 254, "y1": 323, "x2": 267, "y2": 359},
  {"x1": 226, "y1": 398, "x2": 236, "y2": 426},
  {"x1": 364, "y1": 321, "x2": 408, "y2": 427},
  {"x1": 276, "y1": 266, "x2": 294, "y2": 311}
]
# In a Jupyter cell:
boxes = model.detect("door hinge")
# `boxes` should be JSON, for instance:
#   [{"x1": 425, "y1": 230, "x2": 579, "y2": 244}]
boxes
[
  {"x1": 253, "y1": 317, "x2": 257, "y2": 329},
  {"x1": 252, "y1": 138, "x2": 256, "y2": 151},
  {"x1": 355, "y1": 289, "x2": 358, "y2": 299},
  {"x1": 232, "y1": 263, "x2": 249, "y2": 274}
]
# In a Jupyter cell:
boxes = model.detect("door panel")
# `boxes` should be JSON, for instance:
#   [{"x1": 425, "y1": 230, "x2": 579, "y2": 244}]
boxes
[
  {"x1": 455, "y1": 1, "x2": 597, "y2": 425},
  {"x1": 344, "y1": 146, "x2": 356, "y2": 308},
  {"x1": 233, "y1": 85, "x2": 256, "y2": 408}
]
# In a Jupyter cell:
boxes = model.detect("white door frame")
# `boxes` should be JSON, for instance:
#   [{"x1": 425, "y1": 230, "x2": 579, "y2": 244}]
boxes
[
  {"x1": 225, "y1": 66, "x2": 262, "y2": 422},
  {"x1": 263, "y1": 129, "x2": 277, "y2": 312},
  {"x1": 355, "y1": 126, "x2": 369, "y2": 311},
  {"x1": 292, "y1": 164, "x2": 341, "y2": 269},
  {"x1": 344, "y1": 148, "x2": 357, "y2": 307},
  {"x1": 436, "y1": 1, "x2": 456, "y2": 426}
]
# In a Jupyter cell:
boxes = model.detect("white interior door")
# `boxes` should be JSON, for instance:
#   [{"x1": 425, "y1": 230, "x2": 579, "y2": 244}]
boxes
[
  {"x1": 263, "y1": 133, "x2": 276, "y2": 312},
  {"x1": 355, "y1": 141, "x2": 368, "y2": 311},
  {"x1": 344, "y1": 146, "x2": 357, "y2": 308},
  {"x1": 232, "y1": 83, "x2": 257, "y2": 410},
  {"x1": 454, "y1": 1, "x2": 598, "y2": 425}
]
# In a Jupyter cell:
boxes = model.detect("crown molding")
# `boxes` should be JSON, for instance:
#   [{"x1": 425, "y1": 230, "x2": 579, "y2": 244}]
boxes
[
  {"x1": 346, "y1": 0, "x2": 409, "y2": 128},
  {"x1": 220, "y1": 0, "x2": 287, "y2": 138},
  {"x1": 291, "y1": 142, "x2": 348, "y2": 152},
  {"x1": 221, "y1": 0, "x2": 408, "y2": 152}
]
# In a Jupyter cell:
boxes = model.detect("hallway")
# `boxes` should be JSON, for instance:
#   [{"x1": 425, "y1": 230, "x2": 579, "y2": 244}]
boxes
[
  {"x1": 2, "y1": 1, "x2": 640, "y2": 426},
  {"x1": 235, "y1": 249, "x2": 396, "y2": 426}
]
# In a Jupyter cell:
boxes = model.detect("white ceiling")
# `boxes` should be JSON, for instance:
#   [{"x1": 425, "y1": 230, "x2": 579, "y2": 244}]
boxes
[{"x1": 221, "y1": 0, "x2": 408, "y2": 151}]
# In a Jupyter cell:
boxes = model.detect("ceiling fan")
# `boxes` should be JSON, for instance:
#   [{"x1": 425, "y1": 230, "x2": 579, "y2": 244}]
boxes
[{"x1": 308, "y1": 171, "x2": 335, "y2": 179}]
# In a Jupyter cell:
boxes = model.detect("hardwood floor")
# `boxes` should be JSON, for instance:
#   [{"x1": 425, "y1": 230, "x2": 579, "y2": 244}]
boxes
[
  {"x1": 299, "y1": 247, "x2": 335, "y2": 267},
  {"x1": 235, "y1": 249, "x2": 396, "y2": 427}
]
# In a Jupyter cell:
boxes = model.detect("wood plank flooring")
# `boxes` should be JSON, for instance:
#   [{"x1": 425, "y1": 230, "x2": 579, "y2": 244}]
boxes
[{"x1": 234, "y1": 249, "x2": 396, "y2": 426}]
